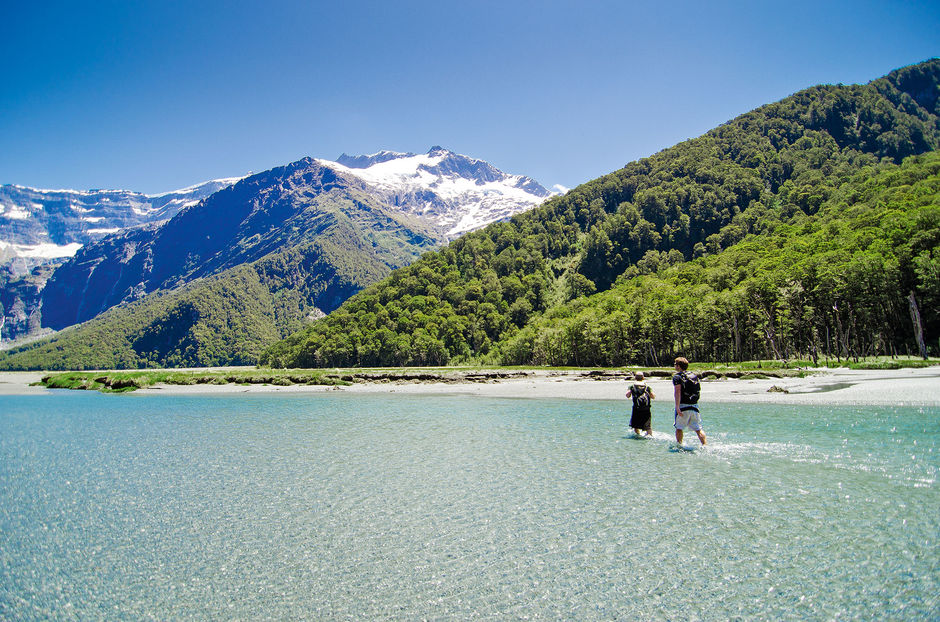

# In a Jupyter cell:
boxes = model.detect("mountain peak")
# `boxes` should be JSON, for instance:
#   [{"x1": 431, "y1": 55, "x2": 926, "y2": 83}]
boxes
[{"x1": 321, "y1": 148, "x2": 553, "y2": 238}]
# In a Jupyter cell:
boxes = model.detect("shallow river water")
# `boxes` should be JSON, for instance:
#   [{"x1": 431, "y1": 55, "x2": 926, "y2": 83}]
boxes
[{"x1": 1, "y1": 392, "x2": 937, "y2": 620}]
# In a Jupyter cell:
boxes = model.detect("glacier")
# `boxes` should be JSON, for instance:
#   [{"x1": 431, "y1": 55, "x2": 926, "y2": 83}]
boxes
[{"x1": 326, "y1": 146, "x2": 554, "y2": 238}]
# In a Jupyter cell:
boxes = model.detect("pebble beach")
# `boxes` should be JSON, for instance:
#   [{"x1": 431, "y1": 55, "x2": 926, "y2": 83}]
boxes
[{"x1": 2, "y1": 366, "x2": 938, "y2": 406}]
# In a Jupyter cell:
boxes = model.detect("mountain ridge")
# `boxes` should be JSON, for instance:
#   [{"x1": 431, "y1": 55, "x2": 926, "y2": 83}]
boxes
[
  {"x1": 38, "y1": 158, "x2": 442, "y2": 331},
  {"x1": 0, "y1": 177, "x2": 242, "y2": 274}
]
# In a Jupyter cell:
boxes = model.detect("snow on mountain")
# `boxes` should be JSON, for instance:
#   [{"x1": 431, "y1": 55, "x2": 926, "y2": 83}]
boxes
[
  {"x1": 328, "y1": 146, "x2": 554, "y2": 237},
  {"x1": 0, "y1": 240, "x2": 83, "y2": 260},
  {"x1": 0, "y1": 177, "x2": 242, "y2": 274},
  {"x1": 1, "y1": 147, "x2": 552, "y2": 275}
]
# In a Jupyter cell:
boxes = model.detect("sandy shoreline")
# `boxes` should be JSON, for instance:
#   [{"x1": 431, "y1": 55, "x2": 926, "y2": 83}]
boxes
[{"x1": 1, "y1": 367, "x2": 938, "y2": 406}]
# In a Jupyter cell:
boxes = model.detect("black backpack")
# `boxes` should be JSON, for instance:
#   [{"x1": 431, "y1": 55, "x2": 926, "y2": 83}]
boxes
[
  {"x1": 632, "y1": 384, "x2": 651, "y2": 409},
  {"x1": 678, "y1": 372, "x2": 700, "y2": 404}
]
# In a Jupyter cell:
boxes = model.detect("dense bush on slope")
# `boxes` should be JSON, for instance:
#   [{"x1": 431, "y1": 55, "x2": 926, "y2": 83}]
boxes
[
  {"x1": 261, "y1": 60, "x2": 940, "y2": 368},
  {"x1": 0, "y1": 233, "x2": 421, "y2": 370},
  {"x1": 0, "y1": 267, "x2": 276, "y2": 370},
  {"x1": 495, "y1": 153, "x2": 939, "y2": 366}
]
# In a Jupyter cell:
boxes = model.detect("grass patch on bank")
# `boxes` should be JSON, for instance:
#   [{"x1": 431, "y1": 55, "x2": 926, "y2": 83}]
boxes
[
  {"x1": 37, "y1": 357, "x2": 939, "y2": 393},
  {"x1": 704, "y1": 357, "x2": 939, "y2": 372},
  {"x1": 40, "y1": 369, "x2": 351, "y2": 393}
]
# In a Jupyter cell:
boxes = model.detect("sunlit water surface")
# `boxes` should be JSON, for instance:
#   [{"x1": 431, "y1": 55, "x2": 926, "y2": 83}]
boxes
[{"x1": 1, "y1": 392, "x2": 937, "y2": 620}]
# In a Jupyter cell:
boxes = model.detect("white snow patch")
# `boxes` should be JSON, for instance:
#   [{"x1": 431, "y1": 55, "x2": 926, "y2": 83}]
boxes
[
  {"x1": 20, "y1": 185, "x2": 95, "y2": 195},
  {"x1": 1, "y1": 205, "x2": 30, "y2": 220},
  {"x1": 0, "y1": 240, "x2": 82, "y2": 259},
  {"x1": 146, "y1": 176, "x2": 246, "y2": 198}
]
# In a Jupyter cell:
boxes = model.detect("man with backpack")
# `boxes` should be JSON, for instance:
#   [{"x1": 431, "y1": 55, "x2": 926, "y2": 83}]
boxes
[
  {"x1": 626, "y1": 372, "x2": 655, "y2": 437},
  {"x1": 672, "y1": 357, "x2": 707, "y2": 446}
]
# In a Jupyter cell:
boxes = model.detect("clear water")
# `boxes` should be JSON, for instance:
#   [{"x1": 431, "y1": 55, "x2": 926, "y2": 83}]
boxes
[{"x1": 1, "y1": 392, "x2": 937, "y2": 620}]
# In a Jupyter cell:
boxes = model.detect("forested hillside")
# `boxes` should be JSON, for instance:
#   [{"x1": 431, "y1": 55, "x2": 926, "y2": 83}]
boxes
[
  {"x1": 495, "y1": 153, "x2": 939, "y2": 366},
  {"x1": 261, "y1": 59, "x2": 940, "y2": 368},
  {"x1": 0, "y1": 205, "x2": 439, "y2": 370}
]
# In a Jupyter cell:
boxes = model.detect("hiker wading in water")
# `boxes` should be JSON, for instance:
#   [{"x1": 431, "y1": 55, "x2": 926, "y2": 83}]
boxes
[
  {"x1": 672, "y1": 357, "x2": 706, "y2": 446},
  {"x1": 626, "y1": 372, "x2": 654, "y2": 436}
]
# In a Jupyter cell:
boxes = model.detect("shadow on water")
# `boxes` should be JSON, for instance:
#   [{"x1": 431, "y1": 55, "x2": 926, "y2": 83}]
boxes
[
  {"x1": 793, "y1": 381, "x2": 858, "y2": 394},
  {"x1": 793, "y1": 373, "x2": 930, "y2": 394}
]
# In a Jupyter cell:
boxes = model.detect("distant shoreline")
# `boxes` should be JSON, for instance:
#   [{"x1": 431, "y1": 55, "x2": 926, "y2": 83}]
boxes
[{"x1": 2, "y1": 366, "x2": 939, "y2": 406}]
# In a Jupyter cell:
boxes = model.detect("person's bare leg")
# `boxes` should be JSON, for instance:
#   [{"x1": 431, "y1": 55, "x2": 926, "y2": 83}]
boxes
[
  {"x1": 675, "y1": 429, "x2": 683, "y2": 444},
  {"x1": 696, "y1": 429, "x2": 707, "y2": 445}
]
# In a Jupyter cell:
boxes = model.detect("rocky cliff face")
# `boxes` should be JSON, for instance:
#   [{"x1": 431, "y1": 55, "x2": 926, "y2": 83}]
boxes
[
  {"x1": 0, "y1": 264, "x2": 55, "y2": 348},
  {"x1": 0, "y1": 178, "x2": 242, "y2": 344}
]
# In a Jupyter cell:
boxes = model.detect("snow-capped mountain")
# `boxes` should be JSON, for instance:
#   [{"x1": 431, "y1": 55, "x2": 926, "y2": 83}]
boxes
[
  {"x1": 0, "y1": 147, "x2": 551, "y2": 275},
  {"x1": 1, "y1": 147, "x2": 555, "y2": 346},
  {"x1": 0, "y1": 178, "x2": 243, "y2": 274},
  {"x1": 328, "y1": 146, "x2": 553, "y2": 237}
]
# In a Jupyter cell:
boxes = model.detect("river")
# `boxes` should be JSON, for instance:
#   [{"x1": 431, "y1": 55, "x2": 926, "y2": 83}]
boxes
[{"x1": 1, "y1": 392, "x2": 936, "y2": 619}]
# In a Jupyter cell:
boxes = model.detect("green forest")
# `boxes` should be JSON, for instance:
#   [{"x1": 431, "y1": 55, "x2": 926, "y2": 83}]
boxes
[
  {"x1": 0, "y1": 232, "x2": 430, "y2": 371},
  {"x1": 260, "y1": 60, "x2": 940, "y2": 369},
  {"x1": 495, "y1": 154, "x2": 939, "y2": 366}
]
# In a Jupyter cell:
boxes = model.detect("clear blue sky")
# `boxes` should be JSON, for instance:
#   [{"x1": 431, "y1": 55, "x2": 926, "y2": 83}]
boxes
[{"x1": 2, "y1": 0, "x2": 937, "y2": 194}]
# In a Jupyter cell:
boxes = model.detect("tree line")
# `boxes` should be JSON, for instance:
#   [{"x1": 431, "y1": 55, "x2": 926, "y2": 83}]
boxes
[{"x1": 495, "y1": 154, "x2": 939, "y2": 366}]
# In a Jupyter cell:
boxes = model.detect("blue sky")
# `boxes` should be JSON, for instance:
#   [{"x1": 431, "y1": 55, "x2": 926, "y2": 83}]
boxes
[{"x1": 1, "y1": 0, "x2": 937, "y2": 194}]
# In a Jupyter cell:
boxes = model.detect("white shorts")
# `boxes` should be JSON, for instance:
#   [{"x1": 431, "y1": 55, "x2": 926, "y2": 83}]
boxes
[{"x1": 674, "y1": 405, "x2": 703, "y2": 431}]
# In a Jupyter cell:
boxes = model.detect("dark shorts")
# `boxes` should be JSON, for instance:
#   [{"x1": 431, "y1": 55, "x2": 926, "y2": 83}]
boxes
[{"x1": 630, "y1": 409, "x2": 652, "y2": 430}]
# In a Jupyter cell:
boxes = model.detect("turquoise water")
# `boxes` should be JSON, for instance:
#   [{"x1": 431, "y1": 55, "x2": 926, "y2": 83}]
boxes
[{"x1": 0, "y1": 392, "x2": 937, "y2": 620}]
